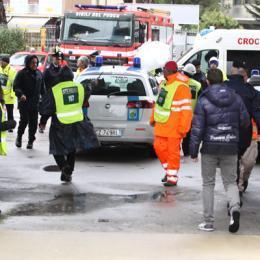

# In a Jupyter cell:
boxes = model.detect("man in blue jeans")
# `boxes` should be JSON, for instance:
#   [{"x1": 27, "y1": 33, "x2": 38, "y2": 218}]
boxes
[{"x1": 190, "y1": 68, "x2": 250, "y2": 233}]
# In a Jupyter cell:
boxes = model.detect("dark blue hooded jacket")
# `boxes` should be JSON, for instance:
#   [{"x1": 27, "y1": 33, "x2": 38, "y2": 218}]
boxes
[
  {"x1": 190, "y1": 83, "x2": 250, "y2": 158},
  {"x1": 227, "y1": 74, "x2": 260, "y2": 155}
]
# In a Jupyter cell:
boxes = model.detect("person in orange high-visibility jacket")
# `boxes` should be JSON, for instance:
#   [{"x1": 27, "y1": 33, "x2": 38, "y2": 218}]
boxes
[{"x1": 150, "y1": 61, "x2": 192, "y2": 186}]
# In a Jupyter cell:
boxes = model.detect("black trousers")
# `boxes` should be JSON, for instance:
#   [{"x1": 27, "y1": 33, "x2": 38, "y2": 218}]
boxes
[
  {"x1": 17, "y1": 108, "x2": 38, "y2": 142},
  {"x1": 54, "y1": 152, "x2": 76, "y2": 172},
  {"x1": 5, "y1": 104, "x2": 14, "y2": 121},
  {"x1": 182, "y1": 130, "x2": 191, "y2": 156}
]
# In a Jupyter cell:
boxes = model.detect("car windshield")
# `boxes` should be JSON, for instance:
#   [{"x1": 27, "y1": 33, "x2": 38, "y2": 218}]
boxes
[
  {"x1": 10, "y1": 54, "x2": 46, "y2": 66},
  {"x1": 63, "y1": 17, "x2": 133, "y2": 46},
  {"x1": 81, "y1": 74, "x2": 146, "y2": 96}
]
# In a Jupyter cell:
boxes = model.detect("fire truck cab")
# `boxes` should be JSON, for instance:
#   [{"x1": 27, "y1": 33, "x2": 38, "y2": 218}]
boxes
[
  {"x1": 54, "y1": 4, "x2": 173, "y2": 70},
  {"x1": 177, "y1": 29, "x2": 260, "y2": 76}
]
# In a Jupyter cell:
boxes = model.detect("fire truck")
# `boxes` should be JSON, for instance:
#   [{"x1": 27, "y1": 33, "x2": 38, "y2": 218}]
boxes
[{"x1": 42, "y1": 4, "x2": 173, "y2": 70}]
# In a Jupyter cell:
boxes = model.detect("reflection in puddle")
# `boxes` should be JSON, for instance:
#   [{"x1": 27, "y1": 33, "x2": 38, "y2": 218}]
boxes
[{"x1": 6, "y1": 190, "x2": 186, "y2": 217}]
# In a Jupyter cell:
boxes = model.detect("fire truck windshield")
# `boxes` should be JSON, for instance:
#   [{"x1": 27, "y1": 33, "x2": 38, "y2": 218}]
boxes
[{"x1": 63, "y1": 16, "x2": 133, "y2": 46}]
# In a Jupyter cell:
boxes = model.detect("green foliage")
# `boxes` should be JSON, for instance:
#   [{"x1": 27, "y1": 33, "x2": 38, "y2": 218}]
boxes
[
  {"x1": 0, "y1": 27, "x2": 26, "y2": 55},
  {"x1": 151, "y1": 0, "x2": 240, "y2": 29},
  {"x1": 200, "y1": 9, "x2": 240, "y2": 29}
]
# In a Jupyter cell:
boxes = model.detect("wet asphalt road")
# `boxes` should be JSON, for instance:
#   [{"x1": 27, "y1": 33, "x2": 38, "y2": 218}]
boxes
[{"x1": 1, "y1": 125, "x2": 260, "y2": 235}]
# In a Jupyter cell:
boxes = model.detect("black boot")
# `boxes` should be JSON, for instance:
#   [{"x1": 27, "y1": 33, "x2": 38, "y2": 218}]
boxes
[
  {"x1": 15, "y1": 136, "x2": 22, "y2": 148},
  {"x1": 60, "y1": 165, "x2": 72, "y2": 182},
  {"x1": 161, "y1": 175, "x2": 167, "y2": 183},
  {"x1": 26, "y1": 141, "x2": 33, "y2": 149}
]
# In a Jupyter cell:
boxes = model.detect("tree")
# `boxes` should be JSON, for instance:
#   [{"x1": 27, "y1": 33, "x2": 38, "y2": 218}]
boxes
[
  {"x1": 0, "y1": 28, "x2": 26, "y2": 54},
  {"x1": 200, "y1": 9, "x2": 240, "y2": 29},
  {"x1": 0, "y1": 0, "x2": 7, "y2": 25}
]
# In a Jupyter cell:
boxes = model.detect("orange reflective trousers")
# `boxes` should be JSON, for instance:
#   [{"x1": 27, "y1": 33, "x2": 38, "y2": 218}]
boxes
[{"x1": 154, "y1": 136, "x2": 182, "y2": 173}]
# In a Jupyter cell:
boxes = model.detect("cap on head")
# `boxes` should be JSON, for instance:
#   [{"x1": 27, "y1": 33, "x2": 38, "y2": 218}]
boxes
[
  {"x1": 209, "y1": 57, "x2": 219, "y2": 66},
  {"x1": 164, "y1": 61, "x2": 178, "y2": 72},
  {"x1": 52, "y1": 51, "x2": 64, "y2": 60},
  {"x1": 183, "y1": 63, "x2": 196, "y2": 76}
]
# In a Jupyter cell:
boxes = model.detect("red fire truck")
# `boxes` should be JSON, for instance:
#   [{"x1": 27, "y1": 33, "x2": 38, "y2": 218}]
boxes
[{"x1": 44, "y1": 4, "x2": 173, "y2": 70}]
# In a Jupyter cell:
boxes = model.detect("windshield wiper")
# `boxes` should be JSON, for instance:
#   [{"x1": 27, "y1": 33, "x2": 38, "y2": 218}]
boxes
[{"x1": 107, "y1": 90, "x2": 139, "y2": 97}]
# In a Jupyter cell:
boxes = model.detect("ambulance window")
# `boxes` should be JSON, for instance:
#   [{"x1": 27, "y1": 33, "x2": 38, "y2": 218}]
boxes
[
  {"x1": 201, "y1": 50, "x2": 219, "y2": 73},
  {"x1": 227, "y1": 50, "x2": 260, "y2": 76},
  {"x1": 184, "y1": 49, "x2": 218, "y2": 73},
  {"x1": 184, "y1": 53, "x2": 199, "y2": 65}
]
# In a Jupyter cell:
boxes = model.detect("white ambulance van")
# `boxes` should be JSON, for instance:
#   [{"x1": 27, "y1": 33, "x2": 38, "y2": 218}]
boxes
[{"x1": 177, "y1": 29, "x2": 260, "y2": 76}]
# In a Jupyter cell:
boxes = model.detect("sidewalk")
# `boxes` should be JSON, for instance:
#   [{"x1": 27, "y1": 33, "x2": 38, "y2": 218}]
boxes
[{"x1": 1, "y1": 231, "x2": 260, "y2": 260}]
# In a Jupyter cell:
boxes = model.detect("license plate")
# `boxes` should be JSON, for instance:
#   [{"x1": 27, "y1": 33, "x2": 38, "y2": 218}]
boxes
[{"x1": 96, "y1": 128, "x2": 122, "y2": 137}]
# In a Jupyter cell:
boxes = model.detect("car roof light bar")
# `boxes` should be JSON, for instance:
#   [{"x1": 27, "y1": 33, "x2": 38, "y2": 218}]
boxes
[
  {"x1": 75, "y1": 4, "x2": 127, "y2": 11},
  {"x1": 133, "y1": 57, "x2": 141, "y2": 68},
  {"x1": 95, "y1": 55, "x2": 103, "y2": 67},
  {"x1": 251, "y1": 69, "x2": 260, "y2": 76}
]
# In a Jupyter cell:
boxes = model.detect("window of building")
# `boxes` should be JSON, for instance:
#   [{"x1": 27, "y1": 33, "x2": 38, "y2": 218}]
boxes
[{"x1": 28, "y1": 0, "x2": 39, "y2": 4}]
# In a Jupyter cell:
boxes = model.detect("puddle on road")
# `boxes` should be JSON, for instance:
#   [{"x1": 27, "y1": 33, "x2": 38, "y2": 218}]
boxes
[{"x1": 5, "y1": 189, "x2": 195, "y2": 217}]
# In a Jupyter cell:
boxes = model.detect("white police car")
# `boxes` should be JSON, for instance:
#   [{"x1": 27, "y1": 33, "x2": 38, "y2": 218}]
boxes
[{"x1": 74, "y1": 58, "x2": 159, "y2": 148}]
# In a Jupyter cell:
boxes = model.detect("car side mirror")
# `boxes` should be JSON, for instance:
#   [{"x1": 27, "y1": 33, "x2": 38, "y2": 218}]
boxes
[{"x1": 152, "y1": 87, "x2": 158, "y2": 95}]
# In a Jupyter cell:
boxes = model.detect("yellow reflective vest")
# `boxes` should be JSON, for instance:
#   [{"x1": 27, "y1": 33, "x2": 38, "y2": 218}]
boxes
[
  {"x1": 0, "y1": 64, "x2": 17, "y2": 105},
  {"x1": 52, "y1": 81, "x2": 84, "y2": 124},
  {"x1": 188, "y1": 78, "x2": 201, "y2": 111},
  {"x1": 154, "y1": 80, "x2": 180, "y2": 123},
  {"x1": 0, "y1": 104, "x2": 7, "y2": 155}
]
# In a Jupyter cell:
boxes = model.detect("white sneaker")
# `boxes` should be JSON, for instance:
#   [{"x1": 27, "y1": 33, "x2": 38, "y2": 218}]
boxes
[{"x1": 198, "y1": 222, "x2": 214, "y2": 232}]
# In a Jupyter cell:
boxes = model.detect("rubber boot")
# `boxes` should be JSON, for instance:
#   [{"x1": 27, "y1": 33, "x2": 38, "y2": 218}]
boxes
[
  {"x1": 26, "y1": 141, "x2": 33, "y2": 149},
  {"x1": 15, "y1": 135, "x2": 22, "y2": 148}
]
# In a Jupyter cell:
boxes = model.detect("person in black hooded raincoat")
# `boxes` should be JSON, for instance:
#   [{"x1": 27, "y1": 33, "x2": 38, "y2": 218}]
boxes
[
  {"x1": 14, "y1": 55, "x2": 45, "y2": 149},
  {"x1": 40, "y1": 65, "x2": 99, "y2": 182}
]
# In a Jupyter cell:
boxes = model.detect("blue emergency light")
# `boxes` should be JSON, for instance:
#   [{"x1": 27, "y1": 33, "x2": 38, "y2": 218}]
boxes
[
  {"x1": 75, "y1": 4, "x2": 127, "y2": 11},
  {"x1": 251, "y1": 69, "x2": 260, "y2": 76},
  {"x1": 200, "y1": 28, "x2": 214, "y2": 36},
  {"x1": 133, "y1": 57, "x2": 141, "y2": 68},
  {"x1": 95, "y1": 55, "x2": 103, "y2": 67}
]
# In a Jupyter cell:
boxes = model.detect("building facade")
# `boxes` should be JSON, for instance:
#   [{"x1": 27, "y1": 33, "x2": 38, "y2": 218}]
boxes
[{"x1": 4, "y1": 0, "x2": 122, "y2": 49}]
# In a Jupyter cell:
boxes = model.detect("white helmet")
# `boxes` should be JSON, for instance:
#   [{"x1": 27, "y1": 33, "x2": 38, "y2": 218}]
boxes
[
  {"x1": 183, "y1": 63, "x2": 196, "y2": 76},
  {"x1": 209, "y1": 56, "x2": 219, "y2": 65}
]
